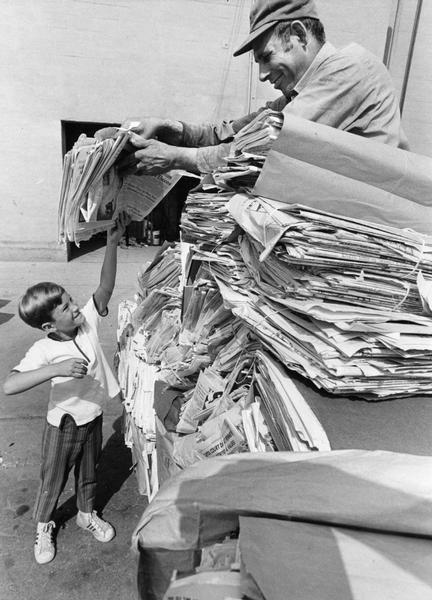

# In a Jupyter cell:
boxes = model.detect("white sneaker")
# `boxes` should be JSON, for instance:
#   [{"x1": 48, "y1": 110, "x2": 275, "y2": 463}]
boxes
[
  {"x1": 34, "y1": 521, "x2": 56, "y2": 564},
  {"x1": 76, "y1": 511, "x2": 115, "y2": 542}
]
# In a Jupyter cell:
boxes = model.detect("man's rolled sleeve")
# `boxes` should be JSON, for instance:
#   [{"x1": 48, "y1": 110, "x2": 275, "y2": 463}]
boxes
[
  {"x1": 195, "y1": 143, "x2": 234, "y2": 173},
  {"x1": 181, "y1": 121, "x2": 236, "y2": 148}
]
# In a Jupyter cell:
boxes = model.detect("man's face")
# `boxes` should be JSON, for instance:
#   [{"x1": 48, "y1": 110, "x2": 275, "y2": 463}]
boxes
[
  {"x1": 253, "y1": 28, "x2": 311, "y2": 97},
  {"x1": 49, "y1": 291, "x2": 84, "y2": 336}
]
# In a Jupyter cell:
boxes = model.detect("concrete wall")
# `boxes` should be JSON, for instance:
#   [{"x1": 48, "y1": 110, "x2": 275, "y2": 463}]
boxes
[
  {"x1": 1, "y1": 0, "x2": 430, "y2": 260},
  {"x1": 393, "y1": 0, "x2": 432, "y2": 156}
]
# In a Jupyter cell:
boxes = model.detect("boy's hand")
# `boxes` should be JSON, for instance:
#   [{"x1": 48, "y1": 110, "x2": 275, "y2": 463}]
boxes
[
  {"x1": 55, "y1": 358, "x2": 88, "y2": 378},
  {"x1": 107, "y1": 211, "x2": 131, "y2": 246}
]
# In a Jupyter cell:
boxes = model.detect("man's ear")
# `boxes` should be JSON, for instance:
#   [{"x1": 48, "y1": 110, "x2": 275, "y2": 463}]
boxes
[
  {"x1": 290, "y1": 20, "x2": 308, "y2": 47},
  {"x1": 41, "y1": 322, "x2": 55, "y2": 333}
]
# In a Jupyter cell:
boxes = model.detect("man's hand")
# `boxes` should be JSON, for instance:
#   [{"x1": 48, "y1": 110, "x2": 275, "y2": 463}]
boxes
[
  {"x1": 95, "y1": 117, "x2": 184, "y2": 143},
  {"x1": 94, "y1": 118, "x2": 163, "y2": 143},
  {"x1": 55, "y1": 358, "x2": 88, "y2": 378},
  {"x1": 117, "y1": 135, "x2": 178, "y2": 175},
  {"x1": 121, "y1": 117, "x2": 184, "y2": 144},
  {"x1": 121, "y1": 117, "x2": 166, "y2": 139},
  {"x1": 107, "y1": 211, "x2": 131, "y2": 246},
  {"x1": 117, "y1": 133, "x2": 198, "y2": 176}
]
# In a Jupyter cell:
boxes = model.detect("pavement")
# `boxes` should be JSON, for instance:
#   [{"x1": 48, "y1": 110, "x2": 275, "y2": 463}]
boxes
[{"x1": 0, "y1": 243, "x2": 158, "y2": 600}]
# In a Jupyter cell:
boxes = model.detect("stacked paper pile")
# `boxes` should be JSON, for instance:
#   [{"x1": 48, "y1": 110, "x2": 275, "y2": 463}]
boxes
[
  {"x1": 58, "y1": 132, "x2": 129, "y2": 244},
  {"x1": 201, "y1": 194, "x2": 432, "y2": 399},
  {"x1": 121, "y1": 114, "x2": 432, "y2": 494},
  {"x1": 58, "y1": 128, "x2": 189, "y2": 245},
  {"x1": 130, "y1": 116, "x2": 432, "y2": 600},
  {"x1": 180, "y1": 110, "x2": 284, "y2": 249},
  {"x1": 210, "y1": 109, "x2": 282, "y2": 192},
  {"x1": 255, "y1": 350, "x2": 330, "y2": 451},
  {"x1": 180, "y1": 191, "x2": 237, "y2": 245},
  {"x1": 179, "y1": 114, "x2": 432, "y2": 400},
  {"x1": 170, "y1": 331, "x2": 264, "y2": 470},
  {"x1": 116, "y1": 244, "x2": 183, "y2": 496},
  {"x1": 234, "y1": 108, "x2": 283, "y2": 155}
]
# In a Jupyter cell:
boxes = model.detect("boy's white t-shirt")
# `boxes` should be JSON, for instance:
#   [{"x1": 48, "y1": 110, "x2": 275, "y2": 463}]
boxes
[{"x1": 13, "y1": 297, "x2": 120, "y2": 426}]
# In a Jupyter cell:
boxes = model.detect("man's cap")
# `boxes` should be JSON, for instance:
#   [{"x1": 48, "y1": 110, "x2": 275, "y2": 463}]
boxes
[{"x1": 233, "y1": 0, "x2": 319, "y2": 57}]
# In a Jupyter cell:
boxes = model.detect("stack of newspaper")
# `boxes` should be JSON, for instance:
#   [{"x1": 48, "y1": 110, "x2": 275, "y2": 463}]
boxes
[
  {"x1": 179, "y1": 111, "x2": 285, "y2": 247},
  {"x1": 180, "y1": 190, "x2": 237, "y2": 245},
  {"x1": 118, "y1": 113, "x2": 432, "y2": 495},
  {"x1": 116, "y1": 244, "x2": 184, "y2": 496},
  {"x1": 58, "y1": 132, "x2": 129, "y2": 244},
  {"x1": 233, "y1": 108, "x2": 283, "y2": 155},
  {"x1": 58, "y1": 128, "x2": 187, "y2": 245}
]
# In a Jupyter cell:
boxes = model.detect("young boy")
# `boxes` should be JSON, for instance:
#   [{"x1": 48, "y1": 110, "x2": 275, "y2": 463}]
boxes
[{"x1": 3, "y1": 212, "x2": 130, "y2": 565}]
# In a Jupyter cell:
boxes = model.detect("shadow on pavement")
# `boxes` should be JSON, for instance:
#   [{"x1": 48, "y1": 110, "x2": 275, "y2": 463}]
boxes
[
  {"x1": 0, "y1": 312, "x2": 14, "y2": 325},
  {"x1": 0, "y1": 298, "x2": 14, "y2": 325}
]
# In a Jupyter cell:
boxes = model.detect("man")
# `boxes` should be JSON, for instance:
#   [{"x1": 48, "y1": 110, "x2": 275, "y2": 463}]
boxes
[{"x1": 106, "y1": 0, "x2": 408, "y2": 176}]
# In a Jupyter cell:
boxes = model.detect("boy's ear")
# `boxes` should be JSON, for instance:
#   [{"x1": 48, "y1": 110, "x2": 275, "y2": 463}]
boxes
[{"x1": 41, "y1": 322, "x2": 56, "y2": 333}]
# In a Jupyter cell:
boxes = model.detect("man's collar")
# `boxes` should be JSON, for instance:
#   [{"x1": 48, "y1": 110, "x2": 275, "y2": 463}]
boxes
[{"x1": 293, "y1": 42, "x2": 336, "y2": 95}]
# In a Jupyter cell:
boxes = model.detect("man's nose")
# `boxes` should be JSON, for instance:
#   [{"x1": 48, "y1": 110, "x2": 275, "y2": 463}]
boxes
[{"x1": 258, "y1": 63, "x2": 271, "y2": 82}]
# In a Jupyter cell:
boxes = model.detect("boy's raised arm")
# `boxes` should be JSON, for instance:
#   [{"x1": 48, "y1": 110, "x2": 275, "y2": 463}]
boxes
[{"x1": 93, "y1": 212, "x2": 130, "y2": 316}]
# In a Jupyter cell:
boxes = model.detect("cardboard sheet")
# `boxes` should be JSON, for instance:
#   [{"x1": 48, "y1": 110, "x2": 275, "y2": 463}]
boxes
[
  {"x1": 254, "y1": 115, "x2": 432, "y2": 236},
  {"x1": 132, "y1": 450, "x2": 432, "y2": 551},
  {"x1": 239, "y1": 517, "x2": 432, "y2": 600}
]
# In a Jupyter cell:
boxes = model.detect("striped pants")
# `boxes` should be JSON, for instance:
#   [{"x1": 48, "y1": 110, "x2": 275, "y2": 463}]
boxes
[{"x1": 33, "y1": 414, "x2": 103, "y2": 523}]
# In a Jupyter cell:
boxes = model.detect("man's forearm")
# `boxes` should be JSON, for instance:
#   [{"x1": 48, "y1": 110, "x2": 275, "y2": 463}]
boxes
[
  {"x1": 169, "y1": 143, "x2": 232, "y2": 174},
  {"x1": 170, "y1": 147, "x2": 200, "y2": 173}
]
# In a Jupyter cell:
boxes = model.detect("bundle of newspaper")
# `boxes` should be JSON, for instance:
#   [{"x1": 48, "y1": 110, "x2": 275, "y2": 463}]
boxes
[
  {"x1": 212, "y1": 154, "x2": 265, "y2": 192},
  {"x1": 152, "y1": 253, "x2": 334, "y2": 471},
  {"x1": 233, "y1": 108, "x2": 283, "y2": 155},
  {"x1": 204, "y1": 193, "x2": 432, "y2": 399},
  {"x1": 117, "y1": 247, "x2": 182, "y2": 414},
  {"x1": 180, "y1": 190, "x2": 237, "y2": 245},
  {"x1": 170, "y1": 337, "x2": 265, "y2": 469},
  {"x1": 130, "y1": 245, "x2": 183, "y2": 364},
  {"x1": 179, "y1": 111, "x2": 284, "y2": 244},
  {"x1": 136, "y1": 242, "x2": 182, "y2": 297},
  {"x1": 58, "y1": 132, "x2": 129, "y2": 244},
  {"x1": 115, "y1": 245, "x2": 186, "y2": 497},
  {"x1": 185, "y1": 110, "x2": 282, "y2": 195},
  {"x1": 157, "y1": 260, "x2": 242, "y2": 387},
  {"x1": 58, "y1": 128, "x2": 188, "y2": 245}
]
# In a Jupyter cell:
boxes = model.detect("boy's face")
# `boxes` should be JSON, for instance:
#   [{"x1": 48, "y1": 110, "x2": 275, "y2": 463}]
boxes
[{"x1": 48, "y1": 292, "x2": 84, "y2": 336}]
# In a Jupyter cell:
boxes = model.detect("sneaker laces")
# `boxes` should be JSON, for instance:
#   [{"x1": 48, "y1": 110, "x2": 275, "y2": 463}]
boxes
[
  {"x1": 35, "y1": 521, "x2": 55, "y2": 550},
  {"x1": 87, "y1": 511, "x2": 108, "y2": 534}
]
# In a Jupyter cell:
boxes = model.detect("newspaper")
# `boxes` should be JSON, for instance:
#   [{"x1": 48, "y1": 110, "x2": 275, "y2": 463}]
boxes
[
  {"x1": 58, "y1": 129, "x2": 194, "y2": 245},
  {"x1": 115, "y1": 171, "x2": 183, "y2": 222}
]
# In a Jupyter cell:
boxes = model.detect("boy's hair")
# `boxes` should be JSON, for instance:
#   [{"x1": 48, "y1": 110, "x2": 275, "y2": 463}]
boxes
[{"x1": 18, "y1": 282, "x2": 65, "y2": 329}]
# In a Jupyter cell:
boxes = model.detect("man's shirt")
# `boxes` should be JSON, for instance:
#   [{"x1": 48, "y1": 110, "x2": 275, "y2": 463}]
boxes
[{"x1": 181, "y1": 42, "x2": 408, "y2": 172}]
